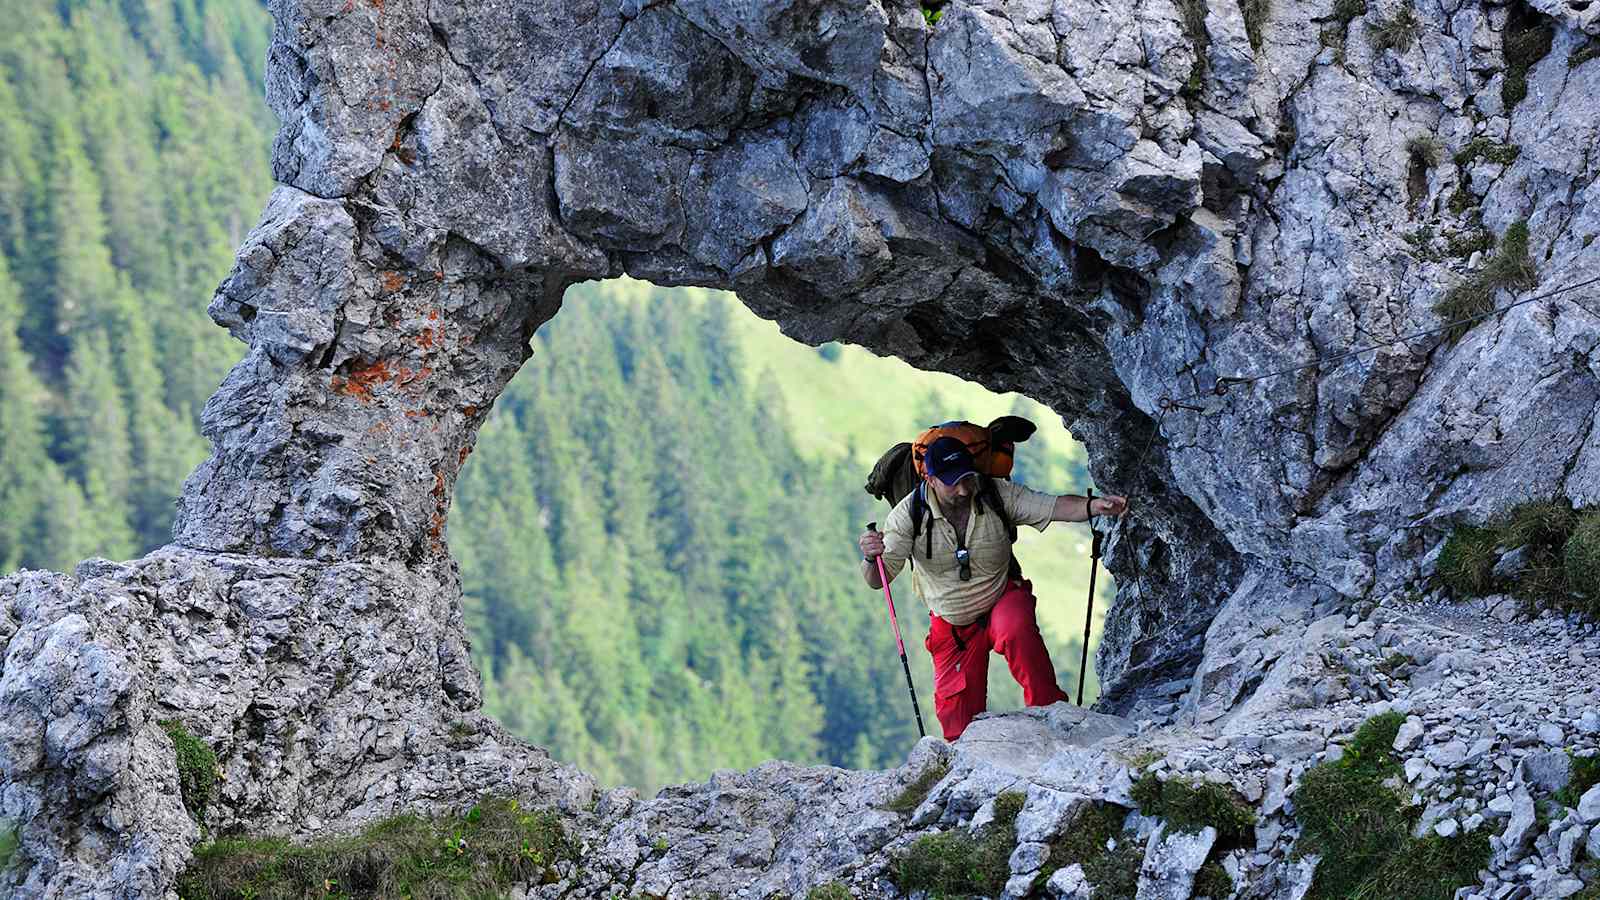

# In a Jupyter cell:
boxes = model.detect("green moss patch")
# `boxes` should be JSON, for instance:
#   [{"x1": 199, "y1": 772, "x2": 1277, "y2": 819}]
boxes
[
  {"x1": 1241, "y1": 0, "x2": 1270, "y2": 51},
  {"x1": 1454, "y1": 139, "x2": 1522, "y2": 168},
  {"x1": 1556, "y1": 753, "x2": 1600, "y2": 809},
  {"x1": 1501, "y1": 4, "x2": 1554, "y2": 110},
  {"x1": 1432, "y1": 219, "x2": 1536, "y2": 342},
  {"x1": 1295, "y1": 713, "x2": 1489, "y2": 900},
  {"x1": 1573, "y1": 39, "x2": 1600, "y2": 69},
  {"x1": 176, "y1": 797, "x2": 574, "y2": 900},
  {"x1": 0, "y1": 819, "x2": 16, "y2": 873},
  {"x1": 1131, "y1": 774, "x2": 1256, "y2": 848},
  {"x1": 884, "y1": 759, "x2": 950, "y2": 815},
  {"x1": 1036, "y1": 802, "x2": 1143, "y2": 898},
  {"x1": 1192, "y1": 859, "x2": 1234, "y2": 899},
  {"x1": 891, "y1": 791, "x2": 1024, "y2": 898},
  {"x1": 806, "y1": 882, "x2": 853, "y2": 900},
  {"x1": 161, "y1": 720, "x2": 218, "y2": 825}
]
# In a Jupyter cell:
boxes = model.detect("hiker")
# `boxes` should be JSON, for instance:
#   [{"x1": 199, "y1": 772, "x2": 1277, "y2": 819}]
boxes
[{"x1": 858, "y1": 435, "x2": 1128, "y2": 741}]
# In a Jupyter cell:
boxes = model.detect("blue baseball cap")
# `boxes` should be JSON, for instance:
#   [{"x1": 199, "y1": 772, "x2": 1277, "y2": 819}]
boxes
[{"x1": 925, "y1": 436, "x2": 978, "y2": 486}]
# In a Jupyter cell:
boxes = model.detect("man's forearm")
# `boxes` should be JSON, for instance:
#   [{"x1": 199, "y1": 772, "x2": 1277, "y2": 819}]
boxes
[
  {"x1": 1050, "y1": 494, "x2": 1091, "y2": 522},
  {"x1": 862, "y1": 557, "x2": 884, "y2": 589}
]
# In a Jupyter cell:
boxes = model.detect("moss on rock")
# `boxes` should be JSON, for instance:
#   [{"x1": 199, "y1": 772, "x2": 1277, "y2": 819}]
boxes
[
  {"x1": 891, "y1": 791, "x2": 1024, "y2": 898},
  {"x1": 160, "y1": 720, "x2": 218, "y2": 825},
  {"x1": 1295, "y1": 713, "x2": 1489, "y2": 900},
  {"x1": 177, "y1": 797, "x2": 574, "y2": 900}
]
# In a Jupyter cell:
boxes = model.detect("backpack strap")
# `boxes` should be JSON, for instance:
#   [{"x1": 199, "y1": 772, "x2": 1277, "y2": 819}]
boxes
[{"x1": 909, "y1": 483, "x2": 930, "y2": 569}]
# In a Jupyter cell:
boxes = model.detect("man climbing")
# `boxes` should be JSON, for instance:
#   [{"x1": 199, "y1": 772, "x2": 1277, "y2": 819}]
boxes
[{"x1": 858, "y1": 435, "x2": 1128, "y2": 741}]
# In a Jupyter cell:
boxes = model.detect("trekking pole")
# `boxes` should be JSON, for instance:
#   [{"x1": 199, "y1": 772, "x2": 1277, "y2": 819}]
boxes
[
  {"x1": 867, "y1": 522, "x2": 926, "y2": 738},
  {"x1": 1076, "y1": 489, "x2": 1103, "y2": 706}
]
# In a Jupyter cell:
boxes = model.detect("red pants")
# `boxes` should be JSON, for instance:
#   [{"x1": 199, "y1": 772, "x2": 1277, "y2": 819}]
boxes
[{"x1": 924, "y1": 579, "x2": 1069, "y2": 740}]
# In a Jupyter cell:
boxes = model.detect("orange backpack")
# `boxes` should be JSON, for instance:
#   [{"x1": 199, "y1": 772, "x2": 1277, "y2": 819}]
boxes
[{"x1": 865, "y1": 417, "x2": 1036, "y2": 569}]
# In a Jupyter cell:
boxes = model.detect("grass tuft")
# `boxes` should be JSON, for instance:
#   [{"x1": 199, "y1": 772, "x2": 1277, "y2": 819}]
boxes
[
  {"x1": 1333, "y1": 0, "x2": 1367, "y2": 25},
  {"x1": 1296, "y1": 713, "x2": 1489, "y2": 900},
  {"x1": 1573, "y1": 39, "x2": 1600, "y2": 69},
  {"x1": 1555, "y1": 753, "x2": 1600, "y2": 810},
  {"x1": 0, "y1": 819, "x2": 15, "y2": 873},
  {"x1": 1432, "y1": 220, "x2": 1536, "y2": 342},
  {"x1": 1436, "y1": 526, "x2": 1499, "y2": 597},
  {"x1": 1367, "y1": 3, "x2": 1419, "y2": 54},
  {"x1": 1501, "y1": 6, "x2": 1554, "y2": 110},
  {"x1": 1563, "y1": 511, "x2": 1600, "y2": 603},
  {"x1": 1130, "y1": 774, "x2": 1255, "y2": 849},
  {"x1": 884, "y1": 759, "x2": 949, "y2": 815},
  {"x1": 891, "y1": 791, "x2": 1024, "y2": 898},
  {"x1": 177, "y1": 798, "x2": 574, "y2": 900},
  {"x1": 806, "y1": 882, "x2": 853, "y2": 900},
  {"x1": 1193, "y1": 859, "x2": 1234, "y2": 899},
  {"x1": 161, "y1": 720, "x2": 218, "y2": 825},
  {"x1": 1499, "y1": 500, "x2": 1579, "y2": 549},
  {"x1": 1241, "y1": 0, "x2": 1271, "y2": 51}
]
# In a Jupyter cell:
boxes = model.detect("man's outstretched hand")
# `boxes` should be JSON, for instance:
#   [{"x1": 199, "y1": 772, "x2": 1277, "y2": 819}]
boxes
[{"x1": 1089, "y1": 495, "x2": 1128, "y2": 518}]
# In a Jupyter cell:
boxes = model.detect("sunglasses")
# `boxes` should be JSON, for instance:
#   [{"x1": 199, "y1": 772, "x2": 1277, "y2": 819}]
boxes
[{"x1": 956, "y1": 547, "x2": 971, "y2": 581}]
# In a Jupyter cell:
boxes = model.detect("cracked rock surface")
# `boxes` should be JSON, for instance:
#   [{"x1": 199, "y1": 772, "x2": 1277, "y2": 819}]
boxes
[{"x1": 4, "y1": 0, "x2": 1600, "y2": 894}]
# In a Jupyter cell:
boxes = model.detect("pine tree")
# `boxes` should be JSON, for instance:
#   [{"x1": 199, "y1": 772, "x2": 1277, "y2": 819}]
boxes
[{"x1": 0, "y1": 257, "x2": 54, "y2": 571}]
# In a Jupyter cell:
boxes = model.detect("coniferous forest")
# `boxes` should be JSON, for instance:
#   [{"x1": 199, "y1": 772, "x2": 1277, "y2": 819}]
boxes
[{"x1": 0, "y1": 0, "x2": 1104, "y2": 795}]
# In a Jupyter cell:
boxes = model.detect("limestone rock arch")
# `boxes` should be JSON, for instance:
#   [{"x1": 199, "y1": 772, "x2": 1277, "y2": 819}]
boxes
[{"x1": 6, "y1": 0, "x2": 1600, "y2": 894}]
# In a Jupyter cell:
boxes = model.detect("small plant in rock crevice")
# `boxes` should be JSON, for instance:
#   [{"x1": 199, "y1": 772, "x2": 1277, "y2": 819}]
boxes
[
  {"x1": 805, "y1": 882, "x2": 853, "y2": 900},
  {"x1": 1563, "y1": 511, "x2": 1600, "y2": 605},
  {"x1": 1241, "y1": 0, "x2": 1271, "y2": 51},
  {"x1": 1436, "y1": 525, "x2": 1499, "y2": 596},
  {"x1": 883, "y1": 758, "x2": 949, "y2": 815},
  {"x1": 161, "y1": 719, "x2": 219, "y2": 826},
  {"x1": 1367, "y1": 2, "x2": 1419, "y2": 54},
  {"x1": 1501, "y1": 3, "x2": 1555, "y2": 110},
  {"x1": 1573, "y1": 39, "x2": 1600, "y2": 69},
  {"x1": 1177, "y1": 0, "x2": 1211, "y2": 98},
  {"x1": 0, "y1": 819, "x2": 16, "y2": 874},
  {"x1": 1432, "y1": 219, "x2": 1536, "y2": 342}
]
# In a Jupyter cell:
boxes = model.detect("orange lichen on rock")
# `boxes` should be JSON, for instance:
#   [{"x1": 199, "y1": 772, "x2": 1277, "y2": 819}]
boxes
[
  {"x1": 333, "y1": 359, "x2": 393, "y2": 401},
  {"x1": 378, "y1": 271, "x2": 406, "y2": 293},
  {"x1": 417, "y1": 327, "x2": 436, "y2": 349}
]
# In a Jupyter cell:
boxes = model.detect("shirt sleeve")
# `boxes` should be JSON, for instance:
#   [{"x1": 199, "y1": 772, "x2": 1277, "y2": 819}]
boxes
[
  {"x1": 877, "y1": 492, "x2": 916, "y2": 582},
  {"x1": 996, "y1": 479, "x2": 1056, "y2": 531}
]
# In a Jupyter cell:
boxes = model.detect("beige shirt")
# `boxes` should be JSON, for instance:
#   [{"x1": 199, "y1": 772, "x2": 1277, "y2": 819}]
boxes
[{"x1": 878, "y1": 479, "x2": 1057, "y2": 625}]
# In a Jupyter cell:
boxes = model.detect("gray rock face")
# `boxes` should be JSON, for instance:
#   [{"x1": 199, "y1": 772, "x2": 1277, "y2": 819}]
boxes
[
  {"x1": 8, "y1": 0, "x2": 1600, "y2": 895},
  {"x1": 0, "y1": 553, "x2": 593, "y2": 898},
  {"x1": 1137, "y1": 823, "x2": 1217, "y2": 900}
]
